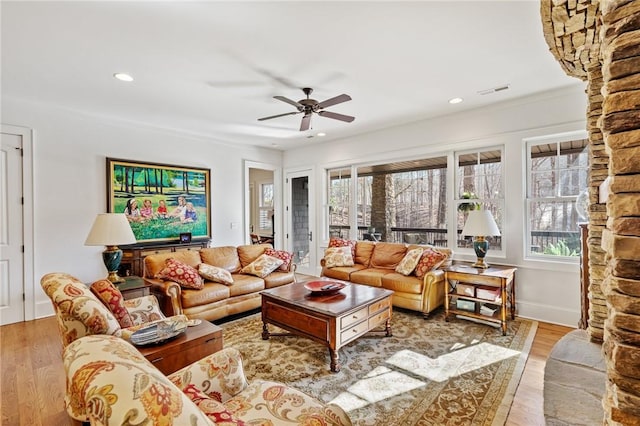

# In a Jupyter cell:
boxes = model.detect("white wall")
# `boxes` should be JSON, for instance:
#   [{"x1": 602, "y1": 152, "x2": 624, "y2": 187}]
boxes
[
  {"x1": 283, "y1": 84, "x2": 589, "y2": 327},
  {"x1": 3, "y1": 97, "x2": 283, "y2": 319}
]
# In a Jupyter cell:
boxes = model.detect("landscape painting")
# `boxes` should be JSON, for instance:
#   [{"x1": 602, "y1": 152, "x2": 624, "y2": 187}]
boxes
[{"x1": 107, "y1": 157, "x2": 211, "y2": 244}]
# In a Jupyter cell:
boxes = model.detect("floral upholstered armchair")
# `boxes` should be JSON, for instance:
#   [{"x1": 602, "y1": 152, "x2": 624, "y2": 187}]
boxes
[
  {"x1": 64, "y1": 334, "x2": 352, "y2": 425},
  {"x1": 41, "y1": 272, "x2": 174, "y2": 347}
]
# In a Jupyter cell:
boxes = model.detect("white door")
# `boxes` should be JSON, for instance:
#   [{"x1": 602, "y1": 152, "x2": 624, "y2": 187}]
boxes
[
  {"x1": 285, "y1": 169, "x2": 316, "y2": 276},
  {"x1": 0, "y1": 132, "x2": 25, "y2": 325}
]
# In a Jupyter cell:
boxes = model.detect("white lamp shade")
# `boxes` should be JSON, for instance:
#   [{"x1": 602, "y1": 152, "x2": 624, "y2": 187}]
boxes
[
  {"x1": 85, "y1": 213, "x2": 137, "y2": 246},
  {"x1": 462, "y1": 210, "x2": 501, "y2": 237}
]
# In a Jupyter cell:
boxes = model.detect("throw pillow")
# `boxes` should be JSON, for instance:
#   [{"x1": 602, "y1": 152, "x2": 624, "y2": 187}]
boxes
[
  {"x1": 328, "y1": 237, "x2": 356, "y2": 257},
  {"x1": 198, "y1": 263, "x2": 234, "y2": 286},
  {"x1": 90, "y1": 279, "x2": 134, "y2": 328},
  {"x1": 264, "y1": 248, "x2": 293, "y2": 272},
  {"x1": 395, "y1": 248, "x2": 424, "y2": 276},
  {"x1": 240, "y1": 254, "x2": 284, "y2": 278},
  {"x1": 324, "y1": 246, "x2": 355, "y2": 268},
  {"x1": 414, "y1": 247, "x2": 447, "y2": 278},
  {"x1": 156, "y1": 258, "x2": 204, "y2": 290}
]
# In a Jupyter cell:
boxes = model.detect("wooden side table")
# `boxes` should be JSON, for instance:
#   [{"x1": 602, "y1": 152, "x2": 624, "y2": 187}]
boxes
[
  {"x1": 137, "y1": 320, "x2": 223, "y2": 375},
  {"x1": 117, "y1": 276, "x2": 150, "y2": 300},
  {"x1": 444, "y1": 263, "x2": 517, "y2": 335}
]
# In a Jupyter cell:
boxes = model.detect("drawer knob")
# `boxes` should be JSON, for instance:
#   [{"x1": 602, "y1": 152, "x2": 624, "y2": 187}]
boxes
[{"x1": 352, "y1": 315, "x2": 357, "y2": 319}]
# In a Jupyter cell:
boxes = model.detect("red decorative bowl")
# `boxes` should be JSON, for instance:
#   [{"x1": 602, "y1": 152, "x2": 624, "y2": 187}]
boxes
[{"x1": 304, "y1": 280, "x2": 348, "y2": 295}]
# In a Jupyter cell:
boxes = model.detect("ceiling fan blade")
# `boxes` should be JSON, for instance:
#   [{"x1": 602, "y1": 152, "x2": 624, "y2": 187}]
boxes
[
  {"x1": 317, "y1": 110, "x2": 355, "y2": 123},
  {"x1": 274, "y1": 96, "x2": 303, "y2": 109},
  {"x1": 258, "y1": 111, "x2": 301, "y2": 121},
  {"x1": 317, "y1": 94, "x2": 352, "y2": 109},
  {"x1": 300, "y1": 113, "x2": 312, "y2": 131}
]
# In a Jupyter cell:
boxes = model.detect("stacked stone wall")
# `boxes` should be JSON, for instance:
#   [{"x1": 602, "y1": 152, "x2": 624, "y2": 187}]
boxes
[{"x1": 600, "y1": 1, "x2": 640, "y2": 422}]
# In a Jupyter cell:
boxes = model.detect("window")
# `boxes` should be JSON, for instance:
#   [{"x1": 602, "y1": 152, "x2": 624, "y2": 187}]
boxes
[
  {"x1": 259, "y1": 183, "x2": 273, "y2": 232},
  {"x1": 327, "y1": 156, "x2": 448, "y2": 244},
  {"x1": 455, "y1": 148, "x2": 504, "y2": 251},
  {"x1": 526, "y1": 136, "x2": 588, "y2": 258}
]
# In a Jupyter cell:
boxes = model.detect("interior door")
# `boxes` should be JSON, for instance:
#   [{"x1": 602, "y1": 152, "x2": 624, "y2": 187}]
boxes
[
  {"x1": 0, "y1": 132, "x2": 25, "y2": 325},
  {"x1": 286, "y1": 169, "x2": 315, "y2": 276}
]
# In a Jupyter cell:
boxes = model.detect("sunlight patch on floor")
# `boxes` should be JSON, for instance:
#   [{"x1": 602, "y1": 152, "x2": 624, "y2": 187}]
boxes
[
  {"x1": 330, "y1": 366, "x2": 425, "y2": 411},
  {"x1": 387, "y1": 343, "x2": 520, "y2": 382}
]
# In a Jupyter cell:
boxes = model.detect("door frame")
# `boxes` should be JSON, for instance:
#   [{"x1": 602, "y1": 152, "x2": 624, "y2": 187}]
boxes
[
  {"x1": 1, "y1": 124, "x2": 35, "y2": 321},
  {"x1": 243, "y1": 160, "x2": 281, "y2": 247},
  {"x1": 285, "y1": 167, "x2": 316, "y2": 276}
]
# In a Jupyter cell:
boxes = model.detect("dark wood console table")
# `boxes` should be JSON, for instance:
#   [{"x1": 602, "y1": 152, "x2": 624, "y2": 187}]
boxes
[{"x1": 119, "y1": 240, "x2": 209, "y2": 277}]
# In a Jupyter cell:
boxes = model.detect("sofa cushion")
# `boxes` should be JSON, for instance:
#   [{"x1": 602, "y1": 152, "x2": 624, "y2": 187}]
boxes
[
  {"x1": 329, "y1": 237, "x2": 356, "y2": 257},
  {"x1": 157, "y1": 258, "x2": 204, "y2": 290},
  {"x1": 381, "y1": 272, "x2": 424, "y2": 294},
  {"x1": 200, "y1": 246, "x2": 242, "y2": 273},
  {"x1": 324, "y1": 246, "x2": 355, "y2": 268},
  {"x1": 237, "y1": 244, "x2": 271, "y2": 268},
  {"x1": 264, "y1": 248, "x2": 293, "y2": 272},
  {"x1": 395, "y1": 248, "x2": 424, "y2": 276},
  {"x1": 354, "y1": 241, "x2": 376, "y2": 267},
  {"x1": 180, "y1": 282, "x2": 230, "y2": 309},
  {"x1": 181, "y1": 384, "x2": 246, "y2": 425},
  {"x1": 241, "y1": 254, "x2": 283, "y2": 278},
  {"x1": 349, "y1": 268, "x2": 390, "y2": 287},
  {"x1": 227, "y1": 274, "x2": 265, "y2": 297},
  {"x1": 370, "y1": 242, "x2": 408, "y2": 269},
  {"x1": 90, "y1": 279, "x2": 134, "y2": 328},
  {"x1": 322, "y1": 264, "x2": 367, "y2": 281},
  {"x1": 198, "y1": 263, "x2": 234, "y2": 285},
  {"x1": 263, "y1": 271, "x2": 296, "y2": 289},
  {"x1": 414, "y1": 247, "x2": 447, "y2": 278},
  {"x1": 144, "y1": 250, "x2": 201, "y2": 279}
]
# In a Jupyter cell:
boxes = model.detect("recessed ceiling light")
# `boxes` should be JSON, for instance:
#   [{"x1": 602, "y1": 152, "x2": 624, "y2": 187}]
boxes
[
  {"x1": 317, "y1": 132, "x2": 326, "y2": 137},
  {"x1": 449, "y1": 97, "x2": 463, "y2": 104},
  {"x1": 113, "y1": 73, "x2": 133, "y2": 82}
]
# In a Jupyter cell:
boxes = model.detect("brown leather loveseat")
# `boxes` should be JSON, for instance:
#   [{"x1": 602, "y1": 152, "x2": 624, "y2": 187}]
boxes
[
  {"x1": 144, "y1": 244, "x2": 295, "y2": 321},
  {"x1": 321, "y1": 241, "x2": 452, "y2": 318}
]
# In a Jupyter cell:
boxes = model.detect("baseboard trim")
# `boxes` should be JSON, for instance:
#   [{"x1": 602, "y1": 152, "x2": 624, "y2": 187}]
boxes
[{"x1": 517, "y1": 300, "x2": 579, "y2": 328}]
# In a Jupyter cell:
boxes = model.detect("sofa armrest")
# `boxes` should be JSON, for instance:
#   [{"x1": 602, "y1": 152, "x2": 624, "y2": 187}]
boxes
[
  {"x1": 145, "y1": 277, "x2": 183, "y2": 317},
  {"x1": 421, "y1": 268, "x2": 446, "y2": 314},
  {"x1": 168, "y1": 347, "x2": 250, "y2": 403}
]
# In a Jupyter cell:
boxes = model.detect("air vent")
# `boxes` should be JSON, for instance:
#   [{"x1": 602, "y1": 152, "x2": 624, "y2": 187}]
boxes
[{"x1": 478, "y1": 84, "x2": 510, "y2": 95}]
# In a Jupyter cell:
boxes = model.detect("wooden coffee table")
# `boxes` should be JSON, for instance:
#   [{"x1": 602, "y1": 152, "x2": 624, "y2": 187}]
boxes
[
  {"x1": 260, "y1": 280, "x2": 393, "y2": 372},
  {"x1": 137, "y1": 320, "x2": 223, "y2": 375}
]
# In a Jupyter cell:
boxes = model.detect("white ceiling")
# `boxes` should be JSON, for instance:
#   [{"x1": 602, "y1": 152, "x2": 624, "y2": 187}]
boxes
[{"x1": 1, "y1": 1, "x2": 579, "y2": 150}]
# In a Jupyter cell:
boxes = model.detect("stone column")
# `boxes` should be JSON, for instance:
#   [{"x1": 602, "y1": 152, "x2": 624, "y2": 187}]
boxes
[{"x1": 600, "y1": 0, "x2": 640, "y2": 423}]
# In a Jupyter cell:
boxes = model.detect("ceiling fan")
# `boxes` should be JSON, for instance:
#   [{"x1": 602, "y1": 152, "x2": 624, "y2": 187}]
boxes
[{"x1": 258, "y1": 87, "x2": 355, "y2": 131}]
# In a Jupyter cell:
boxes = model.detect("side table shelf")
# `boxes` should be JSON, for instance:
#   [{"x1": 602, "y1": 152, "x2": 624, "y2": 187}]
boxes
[{"x1": 444, "y1": 263, "x2": 517, "y2": 335}]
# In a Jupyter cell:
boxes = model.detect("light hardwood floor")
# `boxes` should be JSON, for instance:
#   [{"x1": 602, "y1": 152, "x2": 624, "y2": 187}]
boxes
[{"x1": 0, "y1": 315, "x2": 573, "y2": 425}]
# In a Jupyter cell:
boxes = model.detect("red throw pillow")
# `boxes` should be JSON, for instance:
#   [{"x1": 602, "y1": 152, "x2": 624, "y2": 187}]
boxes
[
  {"x1": 90, "y1": 279, "x2": 134, "y2": 328},
  {"x1": 414, "y1": 248, "x2": 447, "y2": 278},
  {"x1": 156, "y1": 258, "x2": 204, "y2": 290},
  {"x1": 264, "y1": 248, "x2": 293, "y2": 272},
  {"x1": 329, "y1": 237, "x2": 356, "y2": 257}
]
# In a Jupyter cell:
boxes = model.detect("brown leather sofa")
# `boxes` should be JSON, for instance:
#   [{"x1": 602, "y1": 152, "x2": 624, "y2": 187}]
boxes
[
  {"x1": 144, "y1": 244, "x2": 295, "y2": 321},
  {"x1": 321, "y1": 241, "x2": 452, "y2": 318}
]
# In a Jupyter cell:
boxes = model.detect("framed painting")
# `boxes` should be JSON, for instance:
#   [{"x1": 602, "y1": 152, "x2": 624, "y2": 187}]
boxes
[{"x1": 107, "y1": 157, "x2": 211, "y2": 244}]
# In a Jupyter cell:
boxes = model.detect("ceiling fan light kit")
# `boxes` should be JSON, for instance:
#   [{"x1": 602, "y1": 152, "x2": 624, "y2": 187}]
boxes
[{"x1": 258, "y1": 87, "x2": 355, "y2": 131}]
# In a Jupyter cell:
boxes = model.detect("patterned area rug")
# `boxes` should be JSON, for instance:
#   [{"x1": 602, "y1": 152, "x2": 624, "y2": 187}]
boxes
[{"x1": 221, "y1": 309, "x2": 537, "y2": 426}]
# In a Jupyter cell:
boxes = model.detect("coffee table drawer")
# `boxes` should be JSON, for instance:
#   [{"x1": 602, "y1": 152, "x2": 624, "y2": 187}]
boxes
[
  {"x1": 369, "y1": 298, "x2": 390, "y2": 315},
  {"x1": 340, "y1": 320, "x2": 370, "y2": 345},
  {"x1": 341, "y1": 307, "x2": 368, "y2": 329}
]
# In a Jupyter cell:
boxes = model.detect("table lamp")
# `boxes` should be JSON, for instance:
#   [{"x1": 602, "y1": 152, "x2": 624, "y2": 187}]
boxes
[
  {"x1": 85, "y1": 213, "x2": 137, "y2": 283},
  {"x1": 461, "y1": 209, "x2": 501, "y2": 269}
]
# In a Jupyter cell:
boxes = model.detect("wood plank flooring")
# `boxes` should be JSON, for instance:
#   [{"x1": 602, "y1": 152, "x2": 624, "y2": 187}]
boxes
[{"x1": 0, "y1": 315, "x2": 573, "y2": 425}]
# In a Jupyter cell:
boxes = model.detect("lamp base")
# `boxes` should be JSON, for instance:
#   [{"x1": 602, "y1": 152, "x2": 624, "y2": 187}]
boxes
[
  {"x1": 103, "y1": 246, "x2": 125, "y2": 284},
  {"x1": 472, "y1": 237, "x2": 490, "y2": 269}
]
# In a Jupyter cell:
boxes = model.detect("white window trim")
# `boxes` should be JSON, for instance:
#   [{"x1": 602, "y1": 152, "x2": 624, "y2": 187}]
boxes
[{"x1": 523, "y1": 130, "x2": 588, "y2": 262}]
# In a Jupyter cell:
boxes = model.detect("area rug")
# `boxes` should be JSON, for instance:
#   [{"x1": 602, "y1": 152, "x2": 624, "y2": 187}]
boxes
[{"x1": 220, "y1": 309, "x2": 537, "y2": 426}]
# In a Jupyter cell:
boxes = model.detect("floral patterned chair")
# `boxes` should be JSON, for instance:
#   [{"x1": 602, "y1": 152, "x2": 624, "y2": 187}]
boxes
[
  {"x1": 41, "y1": 272, "x2": 174, "y2": 348},
  {"x1": 64, "y1": 334, "x2": 352, "y2": 425}
]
